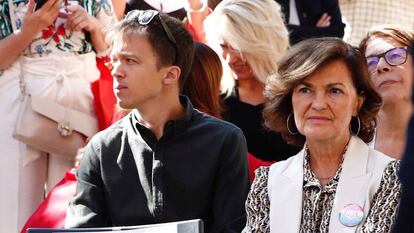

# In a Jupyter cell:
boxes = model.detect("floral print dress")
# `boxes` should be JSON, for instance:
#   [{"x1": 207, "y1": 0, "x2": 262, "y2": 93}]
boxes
[
  {"x1": 0, "y1": 0, "x2": 116, "y2": 57},
  {"x1": 0, "y1": 1, "x2": 116, "y2": 232}
]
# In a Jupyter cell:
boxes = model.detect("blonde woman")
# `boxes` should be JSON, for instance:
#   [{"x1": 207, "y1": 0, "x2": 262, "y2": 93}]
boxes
[{"x1": 188, "y1": 0, "x2": 300, "y2": 161}]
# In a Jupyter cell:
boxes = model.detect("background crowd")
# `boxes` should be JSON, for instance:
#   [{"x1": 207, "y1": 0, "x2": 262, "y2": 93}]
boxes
[{"x1": 0, "y1": 0, "x2": 413, "y2": 232}]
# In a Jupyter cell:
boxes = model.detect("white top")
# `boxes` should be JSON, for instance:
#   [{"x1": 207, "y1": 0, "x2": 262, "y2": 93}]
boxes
[
  {"x1": 267, "y1": 136, "x2": 394, "y2": 233},
  {"x1": 289, "y1": 0, "x2": 300, "y2": 25}
]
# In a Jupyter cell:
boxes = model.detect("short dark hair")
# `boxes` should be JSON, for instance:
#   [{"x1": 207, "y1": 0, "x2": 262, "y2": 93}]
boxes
[
  {"x1": 107, "y1": 11, "x2": 195, "y2": 89},
  {"x1": 264, "y1": 38, "x2": 382, "y2": 147}
]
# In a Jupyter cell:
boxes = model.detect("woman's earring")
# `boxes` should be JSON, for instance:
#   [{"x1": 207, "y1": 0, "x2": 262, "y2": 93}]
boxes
[
  {"x1": 287, "y1": 113, "x2": 299, "y2": 135},
  {"x1": 349, "y1": 116, "x2": 361, "y2": 136}
]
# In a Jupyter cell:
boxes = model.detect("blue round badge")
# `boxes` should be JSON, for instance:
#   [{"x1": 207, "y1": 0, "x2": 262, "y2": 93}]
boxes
[{"x1": 339, "y1": 204, "x2": 364, "y2": 227}]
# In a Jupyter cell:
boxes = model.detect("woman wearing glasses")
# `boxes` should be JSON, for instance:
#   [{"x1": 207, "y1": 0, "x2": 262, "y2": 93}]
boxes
[{"x1": 359, "y1": 25, "x2": 414, "y2": 159}]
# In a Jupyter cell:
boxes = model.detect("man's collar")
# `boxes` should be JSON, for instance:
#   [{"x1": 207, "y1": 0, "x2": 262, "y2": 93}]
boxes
[
  {"x1": 164, "y1": 95, "x2": 194, "y2": 137},
  {"x1": 131, "y1": 95, "x2": 194, "y2": 140}
]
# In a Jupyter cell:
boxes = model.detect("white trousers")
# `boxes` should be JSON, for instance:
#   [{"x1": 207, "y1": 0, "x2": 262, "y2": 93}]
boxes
[{"x1": 0, "y1": 53, "x2": 99, "y2": 232}]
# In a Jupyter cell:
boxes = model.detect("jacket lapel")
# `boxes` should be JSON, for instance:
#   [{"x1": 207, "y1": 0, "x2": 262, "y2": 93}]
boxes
[
  {"x1": 329, "y1": 136, "x2": 371, "y2": 232},
  {"x1": 269, "y1": 149, "x2": 304, "y2": 233},
  {"x1": 295, "y1": 0, "x2": 304, "y2": 24}
]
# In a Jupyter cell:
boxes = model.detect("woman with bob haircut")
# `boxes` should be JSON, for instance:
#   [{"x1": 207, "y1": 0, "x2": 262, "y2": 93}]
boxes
[
  {"x1": 359, "y1": 25, "x2": 414, "y2": 159},
  {"x1": 189, "y1": 0, "x2": 300, "y2": 162},
  {"x1": 243, "y1": 38, "x2": 401, "y2": 233}
]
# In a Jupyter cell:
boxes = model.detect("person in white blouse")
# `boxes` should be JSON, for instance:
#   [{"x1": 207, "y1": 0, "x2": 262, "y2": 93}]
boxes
[{"x1": 243, "y1": 38, "x2": 401, "y2": 233}]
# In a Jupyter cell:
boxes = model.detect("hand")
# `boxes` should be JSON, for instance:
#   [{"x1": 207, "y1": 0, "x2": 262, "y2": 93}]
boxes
[
  {"x1": 66, "y1": 4, "x2": 100, "y2": 32},
  {"x1": 74, "y1": 146, "x2": 85, "y2": 167},
  {"x1": 21, "y1": 0, "x2": 62, "y2": 35},
  {"x1": 316, "y1": 13, "x2": 331, "y2": 28}
]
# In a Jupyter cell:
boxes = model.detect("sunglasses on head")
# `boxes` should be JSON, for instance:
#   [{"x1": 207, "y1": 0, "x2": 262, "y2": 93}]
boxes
[
  {"x1": 125, "y1": 9, "x2": 178, "y2": 65},
  {"x1": 366, "y1": 47, "x2": 408, "y2": 73}
]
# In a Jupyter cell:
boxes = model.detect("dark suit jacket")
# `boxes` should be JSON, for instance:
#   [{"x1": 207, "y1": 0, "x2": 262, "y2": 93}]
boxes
[
  {"x1": 392, "y1": 44, "x2": 414, "y2": 233},
  {"x1": 392, "y1": 116, "x2": 414, "y2": 232},
  {"x1": 276, "y1": 0, "x2": 345, "y2": 44}
]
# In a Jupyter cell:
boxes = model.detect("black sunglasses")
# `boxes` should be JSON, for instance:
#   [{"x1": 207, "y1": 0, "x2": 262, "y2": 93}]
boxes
[
  {"x1": 125, "y1": 10, "x2": 178, "y2": 65},
  {"x1": 366, "y1": 47, "x2": 408, "y2": 73}
]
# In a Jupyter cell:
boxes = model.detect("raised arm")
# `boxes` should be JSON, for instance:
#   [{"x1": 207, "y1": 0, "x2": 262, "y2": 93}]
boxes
[
  {"x1": 185, "y1": 0, "x2": 209, "y2": 42},
  {"x1": 111, "y1": 0, "x2": 126, "y2": 21},
  {"x1": 0, "y1": 0, "x2": 62, "y2": 69},
  {"x1": 66, "y1": 5, "x2": 108, "y2": 56}
]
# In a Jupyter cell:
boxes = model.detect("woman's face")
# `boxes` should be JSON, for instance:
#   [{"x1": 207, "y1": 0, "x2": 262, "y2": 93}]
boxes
[
  {"x1": 219, "y1": 41, "x2": 253, "y2": 80},
  {"x1": 365, "y1": 37, "x2": 413, "y2": 104},
  {"x1": 292, "y1": 60, "x2": 364, "y2": 142}
]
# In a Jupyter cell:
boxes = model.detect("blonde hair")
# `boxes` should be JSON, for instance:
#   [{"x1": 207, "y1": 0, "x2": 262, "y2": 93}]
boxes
[{"x1": 204, "y1": 0, "x2": 289, "y2": 94}]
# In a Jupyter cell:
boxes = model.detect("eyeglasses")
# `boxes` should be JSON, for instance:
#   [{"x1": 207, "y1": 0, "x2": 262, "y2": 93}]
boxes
[
  {"x1": 125, "y1": 9, "x2": 178, "y2": 65},
  {"x1": 366, "y1": 47, "x2": 408, "y2": 72}
]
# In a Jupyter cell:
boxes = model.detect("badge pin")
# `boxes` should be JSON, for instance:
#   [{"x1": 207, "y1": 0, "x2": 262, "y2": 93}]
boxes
[{"x1": 339, "y1": 203, "x2": 364, "y2": 227}]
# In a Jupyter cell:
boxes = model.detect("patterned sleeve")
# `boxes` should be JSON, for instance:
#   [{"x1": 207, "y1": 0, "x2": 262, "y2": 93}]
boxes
[
  {"x1": 92, "y1": 0, "x2": 117, "y2": 32},
  {"x1": 360, "y1": 160, "x2": 401, "y2": 233},
  {"x1": 243, "y1": 166, "x2": 271, "y2": 233},
  {"x1": 0, "y1": 0, "x2": 14, "y2": 39}
]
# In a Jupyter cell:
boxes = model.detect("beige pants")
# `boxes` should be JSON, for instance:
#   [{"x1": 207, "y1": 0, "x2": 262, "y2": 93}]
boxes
[{"x1": 0, "y1": 53, "x2": 99, "y2": 232}]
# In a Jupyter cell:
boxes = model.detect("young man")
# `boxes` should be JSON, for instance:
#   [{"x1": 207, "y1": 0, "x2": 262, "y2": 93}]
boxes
[{"x1": 65, "y1": 10, "x2": 250, "y2": 233}]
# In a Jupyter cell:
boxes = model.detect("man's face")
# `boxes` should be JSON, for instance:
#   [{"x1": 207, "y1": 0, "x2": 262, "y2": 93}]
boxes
[{"x1": 111, "y1": 35, "x2": 168, "y2": 109}]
